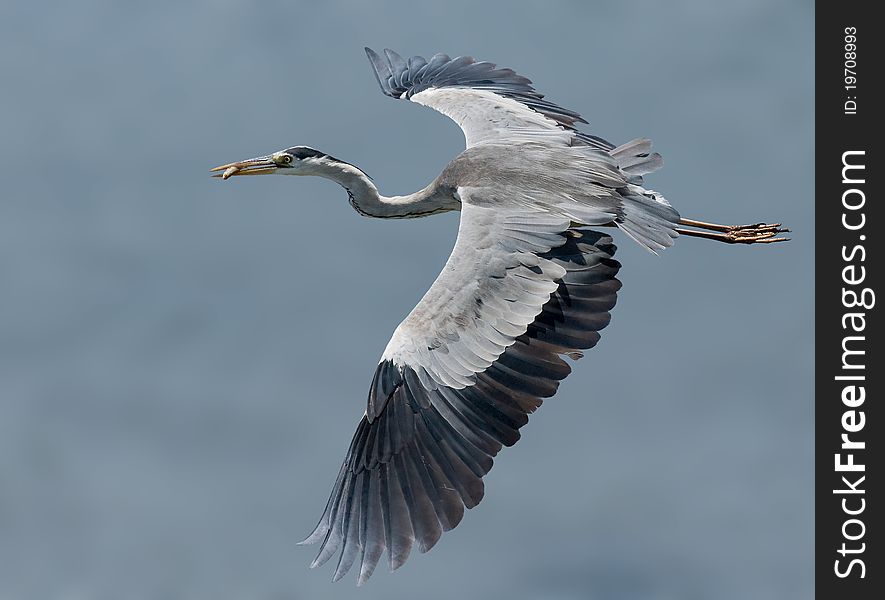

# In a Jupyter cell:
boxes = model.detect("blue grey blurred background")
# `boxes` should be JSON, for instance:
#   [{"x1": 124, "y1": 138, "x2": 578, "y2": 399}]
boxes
[{"x1": 1, "y1": 1, "x2": 813, "y2": 598}]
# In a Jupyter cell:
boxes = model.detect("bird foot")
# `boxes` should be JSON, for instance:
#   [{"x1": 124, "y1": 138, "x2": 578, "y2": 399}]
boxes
[
  {"x1": 675, "y1": 220, "x2": 791, "y2": 244},
  {"x1": 721, "y1": 222, "x2": 791, "y2": 244}
]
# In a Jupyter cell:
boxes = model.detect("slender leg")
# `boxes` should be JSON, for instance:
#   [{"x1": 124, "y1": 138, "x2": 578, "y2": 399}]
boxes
[{"x1": 676, "y1": 218, "x2": 790, "y2": 244}]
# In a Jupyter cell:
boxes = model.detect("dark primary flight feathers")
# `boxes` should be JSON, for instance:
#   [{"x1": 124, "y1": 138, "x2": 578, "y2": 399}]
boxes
[{"x1": 300, "y1": 48, "x2": 639, "y2": 584}]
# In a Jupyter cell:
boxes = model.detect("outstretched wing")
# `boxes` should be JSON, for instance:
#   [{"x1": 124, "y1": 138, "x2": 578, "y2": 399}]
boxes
[
  {"x1": 300, "y1": 189, "x2": 622, "y2": 583},
  {"x1": 365, "y1": 49, "x2": 679, "y2": 252},
  {"x1": 365, "y1": 47, "x2": 660, "y2": 178}
]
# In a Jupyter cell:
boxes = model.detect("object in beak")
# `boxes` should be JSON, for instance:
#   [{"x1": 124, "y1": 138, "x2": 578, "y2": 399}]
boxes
[{"x1": 210, "y1": 156, "x2": 277, "y2": 179}]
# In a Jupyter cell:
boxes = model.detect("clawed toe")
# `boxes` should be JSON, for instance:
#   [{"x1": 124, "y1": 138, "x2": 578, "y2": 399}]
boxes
[
  {"x1": 725, "y1": 222, "x2": 790, "y2": 243},
  {"x1": 677, "y1": 218, "x2": 791, "y2": 245}
]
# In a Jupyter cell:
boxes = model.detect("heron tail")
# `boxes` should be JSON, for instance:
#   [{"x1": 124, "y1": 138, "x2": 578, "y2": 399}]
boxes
[{"x1": 617, "y1": 188, "x2": 681, "y2": 254}]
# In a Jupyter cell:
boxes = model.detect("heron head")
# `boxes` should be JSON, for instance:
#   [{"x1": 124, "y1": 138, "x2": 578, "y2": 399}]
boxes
[{"x1": 211, "y1": 146, "x2": 333, "y2": 179}]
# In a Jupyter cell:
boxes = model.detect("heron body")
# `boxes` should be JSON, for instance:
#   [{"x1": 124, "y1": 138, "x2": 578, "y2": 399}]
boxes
[{"x1": 212, "y1": 48, "x2": 787, "y2": 584}]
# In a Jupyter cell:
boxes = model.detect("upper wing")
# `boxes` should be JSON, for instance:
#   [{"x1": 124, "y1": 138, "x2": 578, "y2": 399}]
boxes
[
  {"x1": 366, "y1": 48, "x2": 624, "y2": 152},
  {"x1": 300, "y1": 190, "x2": 622, "y2": 583}
]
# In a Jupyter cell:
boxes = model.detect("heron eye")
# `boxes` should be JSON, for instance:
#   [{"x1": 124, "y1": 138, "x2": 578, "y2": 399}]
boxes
[{"x1": 279, "y1": 154, "x2": 293, "y2": 164}]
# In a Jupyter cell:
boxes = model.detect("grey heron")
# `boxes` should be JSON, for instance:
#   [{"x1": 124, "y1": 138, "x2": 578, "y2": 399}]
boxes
[{"x1": 211, "y1": 48, "x2": 788, "y2": 585}]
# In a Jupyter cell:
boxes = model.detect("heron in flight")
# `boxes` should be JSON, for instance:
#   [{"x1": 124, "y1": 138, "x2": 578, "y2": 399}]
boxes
[{"x1": 211, "y1": 48, "x2": 788, "y2": 584}]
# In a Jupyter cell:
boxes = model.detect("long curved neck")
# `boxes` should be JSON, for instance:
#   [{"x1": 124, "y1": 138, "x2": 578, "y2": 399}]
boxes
[{"x1": 304, "y1": 159, "x2": 459, "y2": 218}]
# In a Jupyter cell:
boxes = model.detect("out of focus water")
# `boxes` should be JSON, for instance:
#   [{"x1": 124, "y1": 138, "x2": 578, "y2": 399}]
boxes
[{"x1": 1, "y1": 1, "x2": 813, "y2": 598}]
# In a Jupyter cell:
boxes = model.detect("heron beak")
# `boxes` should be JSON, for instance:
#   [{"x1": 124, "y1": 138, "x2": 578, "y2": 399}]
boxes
[{"x1": 210, "y1": 156, "x2": 278, "y2": 179}]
